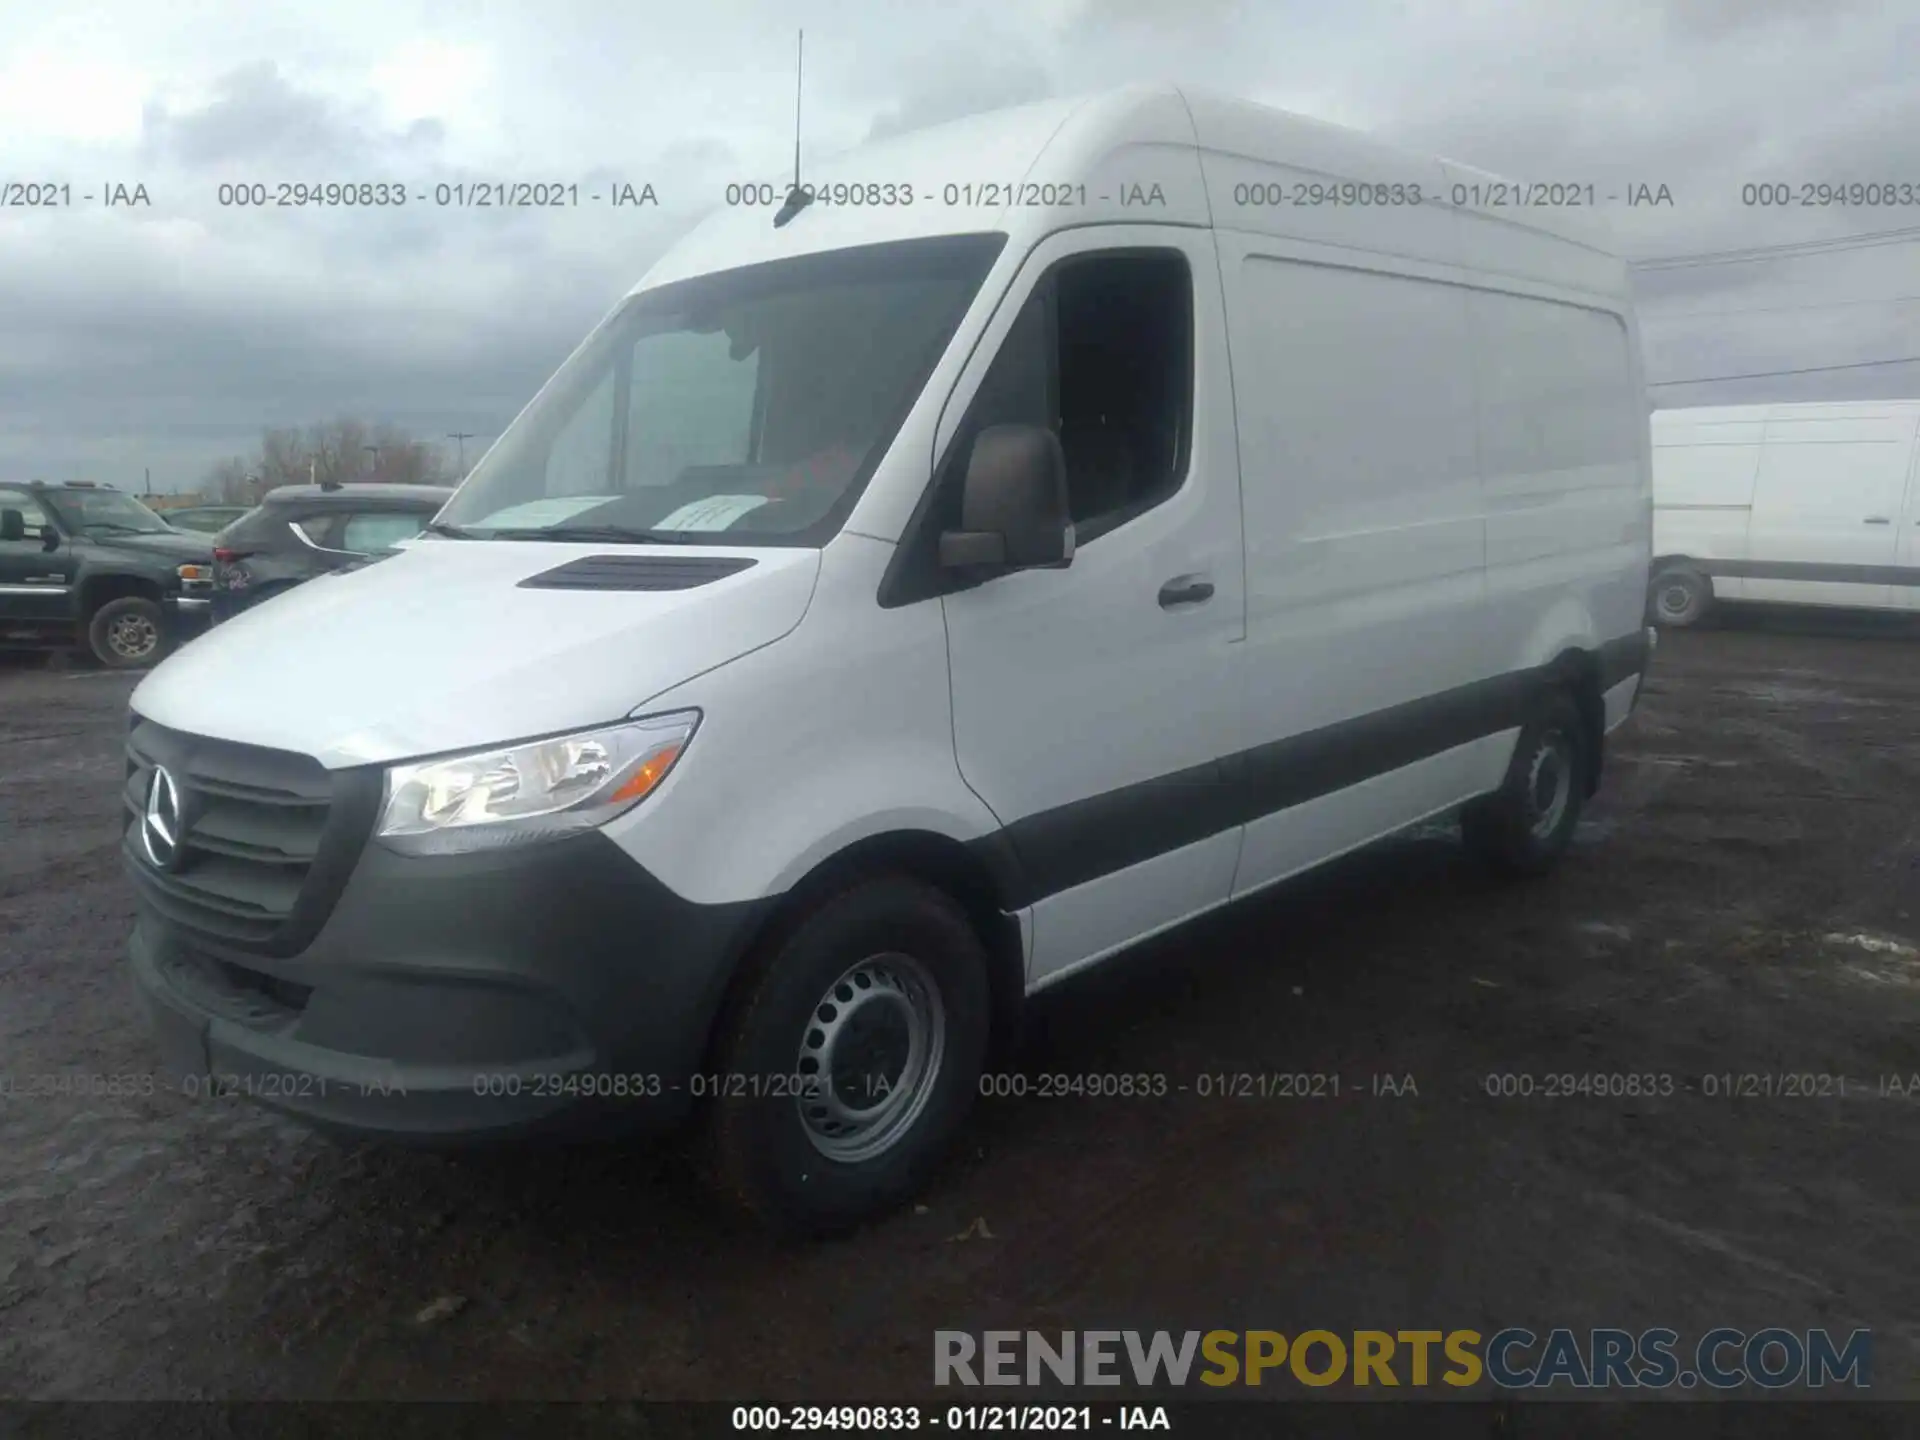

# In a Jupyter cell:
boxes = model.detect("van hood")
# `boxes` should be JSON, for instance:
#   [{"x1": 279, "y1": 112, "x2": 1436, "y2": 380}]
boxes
[{"x1": 131, "y1": 540, "x2": 821, "y2": 768}]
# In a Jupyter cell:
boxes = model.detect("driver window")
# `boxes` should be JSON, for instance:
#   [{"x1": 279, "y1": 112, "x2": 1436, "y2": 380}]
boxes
[{"x1": 931, "y1": 249, "x2": 1193, "y2": 545}]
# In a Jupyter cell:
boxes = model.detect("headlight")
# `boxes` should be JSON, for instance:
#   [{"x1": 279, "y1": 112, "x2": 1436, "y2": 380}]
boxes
[{"x1": 376, "y1": 711, "x2": 699, "y2": 855}]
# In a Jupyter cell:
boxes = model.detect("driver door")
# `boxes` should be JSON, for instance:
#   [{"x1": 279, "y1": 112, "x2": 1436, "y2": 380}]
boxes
[
  {"x1": 933, "y1": 227, "x2": 1247, "y2": 986},
  {"x1": 0, "y1": 489, "x2": 74, "y2": 634}
]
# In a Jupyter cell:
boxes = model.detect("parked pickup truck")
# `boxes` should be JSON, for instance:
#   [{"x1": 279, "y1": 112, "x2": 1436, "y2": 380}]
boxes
[{"x1": 0, "y1": 481, "x2": 216, "y2": 668}]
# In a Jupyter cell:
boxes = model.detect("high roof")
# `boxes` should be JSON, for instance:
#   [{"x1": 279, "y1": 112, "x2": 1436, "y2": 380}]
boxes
[{"x1": 633, "y1": 82, "x2": 1625, "y2": 300}]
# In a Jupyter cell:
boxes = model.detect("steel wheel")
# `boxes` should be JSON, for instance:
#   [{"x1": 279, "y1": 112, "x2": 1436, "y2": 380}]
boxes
[
  {"x1": 795, "y1": 952, "x2": 946, "y2": 1164},
  {"x1": 1524, "y1": 727, "x2": 1575, "y2": 841},
  {"x1": 107, "y1": 611, "x2": 159, "y2": 661}
]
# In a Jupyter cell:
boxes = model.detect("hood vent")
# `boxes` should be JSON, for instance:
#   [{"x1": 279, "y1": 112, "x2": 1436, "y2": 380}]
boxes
[{"x1": 518, "y1": 554, "x2": 758, "y2": 592}]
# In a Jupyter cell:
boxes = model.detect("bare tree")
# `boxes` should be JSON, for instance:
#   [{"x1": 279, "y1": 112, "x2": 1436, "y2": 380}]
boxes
[
  {"x1": 259, "y1": 427, "x2": 309, "y2": 490},
  {"x1": 365, "y1": 421, "x2": 455, "y2": 485},
  {"x1": 204, "y1": 456, "x2": 254, "y2": 503},
  {"x1": 306, "y1": 417, "x2": 371, "y2": 487},
  {"x1": 232, "y1": 418, "x2": 457, "y2": 496}
]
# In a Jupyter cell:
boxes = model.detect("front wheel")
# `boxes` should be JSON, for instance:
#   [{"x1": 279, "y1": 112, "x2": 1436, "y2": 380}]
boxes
[
  {"x1": 1461, "y1": 694, "x2": 1588, "y2": 878},
  {"x1": 86, "y1": 596, "x2": 170, "y2": 669},
  {"x1": 704, "y1": 876, "x2": 992, "y2": 1237}
]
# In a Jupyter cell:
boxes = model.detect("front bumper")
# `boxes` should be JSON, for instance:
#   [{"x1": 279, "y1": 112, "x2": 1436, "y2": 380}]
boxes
[
  {"x1": 127, "y1": 823, "x2": 769, "y2": 1143},
  {"x1": 164, "y1": 591, "x2": 213, "y2": 636}
]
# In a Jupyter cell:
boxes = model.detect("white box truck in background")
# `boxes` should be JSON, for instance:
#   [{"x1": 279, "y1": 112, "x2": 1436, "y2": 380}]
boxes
[{"x1": 1650, "y1": 400, "x2": 1920, "y2": 625}]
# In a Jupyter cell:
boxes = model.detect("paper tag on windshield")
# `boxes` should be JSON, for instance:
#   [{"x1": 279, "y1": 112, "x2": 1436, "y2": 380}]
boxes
[
  {"x1": 653, "y1": 495, "x2": 773, "y2": 532},
  {"x1": 475, "y1": 496, "x2": 613, "y2": 528}
]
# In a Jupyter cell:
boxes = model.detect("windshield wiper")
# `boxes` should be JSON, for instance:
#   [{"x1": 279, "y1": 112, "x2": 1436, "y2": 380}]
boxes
[
  {"x1": 422, "y1": 521, "x2": 477, "y2": 539},
  {"x1": 484, "y1": 524, "x2": 702, "y2": 545},
  {"x1": 85, "y1": 522, "x2": 151, "y2": 535}
]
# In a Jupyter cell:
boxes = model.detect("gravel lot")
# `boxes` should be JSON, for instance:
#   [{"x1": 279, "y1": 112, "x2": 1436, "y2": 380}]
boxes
[{"x1": 3, "y1": 616, "x2": 1918, "y2": 1403}]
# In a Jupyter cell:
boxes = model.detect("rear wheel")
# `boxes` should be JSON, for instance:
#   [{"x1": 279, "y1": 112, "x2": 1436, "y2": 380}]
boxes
[
  {"x1": 1461, "y1": 693, "x2": 1588, "y2": 877},
  {"x1": 704, "y1": 876, "x2": 992, "y2": 1237},
  {"x1": 86, "y1": 596, "x2": 169, "y2": 669},
  {"x1": 1649, "y1": 568, "x2": 1712, "y2": 628}
]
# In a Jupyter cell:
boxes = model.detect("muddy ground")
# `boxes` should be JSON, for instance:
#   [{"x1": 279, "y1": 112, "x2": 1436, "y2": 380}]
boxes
[{"x1": 2, "y1": 612, "x2": 1918, "y2": 1404}]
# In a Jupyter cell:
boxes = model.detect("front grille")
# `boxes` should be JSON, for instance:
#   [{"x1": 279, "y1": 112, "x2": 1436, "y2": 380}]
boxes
[{"x1": 125, "y1": 719, "x2": 360, "y2": 949}]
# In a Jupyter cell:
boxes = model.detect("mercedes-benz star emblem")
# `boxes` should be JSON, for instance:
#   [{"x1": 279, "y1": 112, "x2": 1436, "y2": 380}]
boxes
[{"x1": 143, "y1": 765, "x2": 182, "y2": 869}]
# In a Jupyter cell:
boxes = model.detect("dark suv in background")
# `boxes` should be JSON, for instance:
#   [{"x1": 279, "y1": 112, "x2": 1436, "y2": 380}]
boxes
[
  {"x1": 0, "y1": 481, "x2": 215, "y2": 668},
  {"x1": 211, "y1": 482, "x2": 453, "y2": 620}
]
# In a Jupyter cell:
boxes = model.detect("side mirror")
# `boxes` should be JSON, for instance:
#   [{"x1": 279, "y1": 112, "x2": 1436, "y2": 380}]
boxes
[
  {"x1": 937, "y1": 424, "x2": 1074, "y2": 573},
  {"x1": 0, "y1": 509, "x2": 22, "y2": 543}
]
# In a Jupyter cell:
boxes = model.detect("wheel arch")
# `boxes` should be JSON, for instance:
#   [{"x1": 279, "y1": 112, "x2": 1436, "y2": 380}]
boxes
[
  {"x1": 78, "y1": 572, "x2": 164, "y2": 617},
  {"x1": 1544, "y1": 644, "x2": 1606, "y2": 797},
  {"x1": 1651, "y1": 552, "x2": 1708, "y2": 576},
  {"x1": 697, "y1": 828, "x2": 1027, "y2": 1077}
]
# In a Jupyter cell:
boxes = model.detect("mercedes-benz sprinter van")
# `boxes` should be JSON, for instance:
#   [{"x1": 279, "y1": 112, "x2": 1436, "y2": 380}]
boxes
[
  {"x1": 1650, "y1": 400, "x2": 1920, "y2": 626},
  {"x1": 123, "y1": 84, "x2": 1654, "y2": 1235}
]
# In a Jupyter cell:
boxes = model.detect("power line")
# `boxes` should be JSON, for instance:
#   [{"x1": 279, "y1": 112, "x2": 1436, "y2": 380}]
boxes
[
  {"x1": 1631, "y1": 223, "x2": 1920, "y2": 272},
  {"x1": 1648, "y1": 354, "x2": 1920, "y2": 386}
]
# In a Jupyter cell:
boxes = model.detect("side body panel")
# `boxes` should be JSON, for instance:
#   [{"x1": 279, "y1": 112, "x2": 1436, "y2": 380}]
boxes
[
  {"x1": 1188, "y1": 93, "x2": 1646, "y2": 906},
  {"x1": 1216, "y1": 234, "x2": 1496, "y2": 896}
]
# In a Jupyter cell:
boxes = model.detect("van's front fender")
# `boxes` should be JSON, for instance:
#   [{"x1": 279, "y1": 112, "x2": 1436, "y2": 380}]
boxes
[{"x1": 602, "y1": 535, "x2": 1005, "y2": 909}]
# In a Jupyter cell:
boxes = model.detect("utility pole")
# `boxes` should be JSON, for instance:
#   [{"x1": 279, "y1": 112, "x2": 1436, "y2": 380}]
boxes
[
  {"x1": 144, "y1": 467, "x2": 151, "y2": 496},
  {"x1": 448, "y1": 431, "x2": 474, "y2": 469},
  {"x1": 363, "y1": 444, "x2": 380, "y2": 477}
]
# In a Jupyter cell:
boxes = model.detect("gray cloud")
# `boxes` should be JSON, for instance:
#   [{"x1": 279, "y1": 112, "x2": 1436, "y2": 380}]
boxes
[
  {"x1": 139, "y1": 62, "x2": 446, "y2": 171},
  {"x1": 864, "y1": 57, "x2": 1057, "y2": 142},
  {"x1": 1650, "y1": 0, "x2": 1886, "y2": 43},
  {"x1": 2, "y1": 0, "x2": 1917, "y2": 491}
]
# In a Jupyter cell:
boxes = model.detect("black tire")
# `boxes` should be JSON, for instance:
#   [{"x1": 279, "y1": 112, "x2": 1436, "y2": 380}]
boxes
[
  {"x1": 1461, "y1": 693, "x2": 1588, "y2": 878},
  {"x1": 86, "y1": 596, "x2": 170, "y2": 669},
  {"x1": 1648, "y1": 568, "x2": 1712, "y2": 628},
  {"x1": 704, "y1": 876, "x2": 992, "y2": 1238}
]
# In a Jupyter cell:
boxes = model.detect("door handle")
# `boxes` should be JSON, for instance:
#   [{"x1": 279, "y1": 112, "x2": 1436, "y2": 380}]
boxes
[
  {"x1": 1864, "y1": 516, "x2": 1891, "y2": 524},
  {"x1": 1157, "y1": 575, "x2": 1214, "y2": 608}
]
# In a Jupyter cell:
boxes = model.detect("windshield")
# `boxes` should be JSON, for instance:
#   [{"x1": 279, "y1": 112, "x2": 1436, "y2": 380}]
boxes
[
  {"x1": 437, "y1": 234, "x2": 1006, "y2": 545},
  {"x1": 42, "y1": 488, "x2": 173, "y2": 534}
]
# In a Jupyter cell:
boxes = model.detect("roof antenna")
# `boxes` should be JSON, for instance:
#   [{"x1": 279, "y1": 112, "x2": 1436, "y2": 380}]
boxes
[{"x1": 773, "y1": 30, "x2": 813, "y2": 229}]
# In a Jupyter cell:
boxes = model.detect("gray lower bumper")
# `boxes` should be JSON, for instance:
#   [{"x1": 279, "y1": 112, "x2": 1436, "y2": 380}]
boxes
[{"x1": 126, "y1": 828, "x2": 771, "y2": 1143}]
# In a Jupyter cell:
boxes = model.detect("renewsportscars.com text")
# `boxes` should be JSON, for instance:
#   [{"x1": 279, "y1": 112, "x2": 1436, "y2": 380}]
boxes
[{"x1": 933, "y1": 1328, "x2": 1871, "y2": 1390}]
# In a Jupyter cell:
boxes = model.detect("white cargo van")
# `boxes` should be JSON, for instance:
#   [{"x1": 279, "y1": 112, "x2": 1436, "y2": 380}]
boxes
[
  {"x1": 1650, "y1": 400, "x2": 1920, "y2": 625},
  {"x1": 123, "y1": 84, "x2": 1653, "y2": 1234}
]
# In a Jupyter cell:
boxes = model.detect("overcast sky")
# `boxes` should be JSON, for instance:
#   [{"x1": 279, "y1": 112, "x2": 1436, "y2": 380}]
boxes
[{"x1": 2, "y1": 0, "x2": 1917, "y2": 493}]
